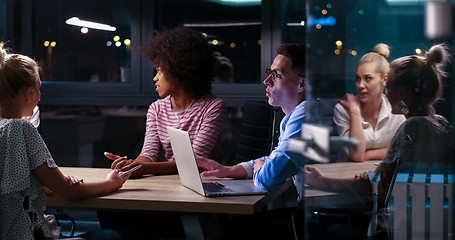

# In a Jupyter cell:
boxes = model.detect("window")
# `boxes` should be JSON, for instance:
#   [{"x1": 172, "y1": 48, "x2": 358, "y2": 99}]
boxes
[
  {"x1": 156, "y1": 0, "x2": 262, "y2": 83},
  {"x1": 34, "y1": 0, "x2": 133, "y2": 84},
  {"x1": 1, "y1": 0, "x2": 274, "y2": 106}
]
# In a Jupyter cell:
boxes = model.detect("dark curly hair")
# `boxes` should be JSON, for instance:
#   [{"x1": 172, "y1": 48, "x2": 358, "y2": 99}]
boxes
[{"x1": 141, "y1": 27, "x2": 215, "y2": 98}]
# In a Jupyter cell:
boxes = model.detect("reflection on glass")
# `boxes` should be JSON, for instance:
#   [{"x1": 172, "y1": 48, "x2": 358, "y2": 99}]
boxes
[
  {"x1": 33, "y1": 0, "x2": 132, "y2": 83},
  {"x1": 299, "y1": 0, "x2": 453, "y2": 239},
  {"x1": 157, "y1": 0, "x2": 261, "y2": 83},
  {"x1": 32, "y1": 0, "x2": 261, "y2": 84},
  {"x1": 0, "y1": 0, "x2": 5, "y2": 44},
  {"x1": 285, "y1": 0, "x2": 306, "y2": 44}
]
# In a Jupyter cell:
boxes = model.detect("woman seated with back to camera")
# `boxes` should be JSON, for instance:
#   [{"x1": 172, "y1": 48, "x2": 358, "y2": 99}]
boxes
[
  {"x1": 0, "y1": 47, "x2": 127, "y2": 240},
  {"x1": 333, "y1": 43, "x2": 405, "y2": 162},
  {"x1": 306, "y1": 43, "x2": 452, "y2": 240}
]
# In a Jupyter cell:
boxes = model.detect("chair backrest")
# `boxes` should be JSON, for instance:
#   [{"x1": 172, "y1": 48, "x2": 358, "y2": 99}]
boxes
[
  {"x1": 231, "y1": 100, "x2": 283, "y2": 165},
  {"x1": 305, "y1": 98, "x2": 343, "y2": 162}
]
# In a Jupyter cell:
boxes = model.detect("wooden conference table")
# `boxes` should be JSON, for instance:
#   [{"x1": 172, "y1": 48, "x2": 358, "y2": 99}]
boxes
[{"x1": 47, "y1": 161, "x2": 378, "y2": 238}]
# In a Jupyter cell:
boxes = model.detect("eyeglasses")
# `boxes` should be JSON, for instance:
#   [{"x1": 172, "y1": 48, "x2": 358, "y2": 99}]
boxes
[
  {"x1": 265, "y1": 68, "x2": 284, "y2": 81},
  {"x1": 265, "y1": 68, "x2": 304, "y2": 82}
]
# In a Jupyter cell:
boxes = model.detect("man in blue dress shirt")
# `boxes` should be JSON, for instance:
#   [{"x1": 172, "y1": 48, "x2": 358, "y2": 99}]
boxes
[
  {"x1": 198, "y1": 43, "x2": 306, "y2": 197},
  {"x1": 196, "y1": 43, "x2": 307, "y2": 239}
]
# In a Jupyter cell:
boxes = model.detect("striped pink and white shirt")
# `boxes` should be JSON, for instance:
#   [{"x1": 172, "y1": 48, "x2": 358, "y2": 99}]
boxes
[{"x1": 139, "y1": 95, "x2": 226, "y2": 162}]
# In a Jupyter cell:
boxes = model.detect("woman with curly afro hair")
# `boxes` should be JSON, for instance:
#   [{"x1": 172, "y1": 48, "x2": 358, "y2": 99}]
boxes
[
  {"x1": 99, "y1": 27, "x2": 227, "y2": 239},
  {"x1": 105, "y1": 27, "x2": 227, "y2": 177}
]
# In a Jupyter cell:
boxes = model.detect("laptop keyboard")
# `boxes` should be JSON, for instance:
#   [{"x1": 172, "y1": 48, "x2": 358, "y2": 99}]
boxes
[{"x1": 203, "y1": 182, "x2": 235, "y2": 193}]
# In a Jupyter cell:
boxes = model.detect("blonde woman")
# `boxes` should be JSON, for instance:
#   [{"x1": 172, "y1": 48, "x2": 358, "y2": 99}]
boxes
[
  {"x1": 334, "y1": 44, "x2": 405, "y2": 162},
  {"x1": 0, "y1": 48, "x2": 127, "y2": 240},
  {"x1": 307, "y1": 43, "x2": 451, "y2": 240}
]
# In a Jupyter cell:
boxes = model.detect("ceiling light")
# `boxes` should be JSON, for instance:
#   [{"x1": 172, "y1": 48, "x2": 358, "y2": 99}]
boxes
[
  {"x1": 66, "y1": 17, "x2": 116, "y2": 31},
  {"x1": 204, "y1": 0, "x2": 261, "y2": 7},
  {"x1": 184, "y1": 22, "x2": 260, "y2": 27}
]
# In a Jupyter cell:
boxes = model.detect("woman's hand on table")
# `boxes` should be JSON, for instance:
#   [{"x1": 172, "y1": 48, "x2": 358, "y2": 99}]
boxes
[
  {"x1": 106, "y1": 169, "x2": 129, "y2": 192},
  {"x1": 44, "y1": 187, "x2": 53, "y2": 196},
  {"x1": 354, "y1": 171, "x2": 373, "y2": 180},
  {"x1": 305, "y1": 166, "x2": 325, "y2": 188},
  {"x1": 65, "y1": 175, "x2": 84, "y2": 185}
]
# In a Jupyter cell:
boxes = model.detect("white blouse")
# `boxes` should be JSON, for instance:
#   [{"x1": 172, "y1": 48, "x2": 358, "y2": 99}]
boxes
[
  {"x1": 0, "y1": 119, "x2": 60, "y2": 239},
  {"x1": 333, "y1": 94, "x2": 406, "y2": 151}
]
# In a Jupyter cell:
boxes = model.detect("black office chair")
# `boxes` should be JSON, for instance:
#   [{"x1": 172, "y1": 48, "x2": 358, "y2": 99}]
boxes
[
  {"x1": 229, "y1": 100, "x2": 283, "y2": 165},
  {"x1": 304, "y1": 98, "x2": 343, "y2": 163}
]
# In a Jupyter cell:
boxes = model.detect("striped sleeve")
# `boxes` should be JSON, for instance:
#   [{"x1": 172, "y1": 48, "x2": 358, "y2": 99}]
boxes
[
  {"x1": 139, "y1": 102, "x2": 161, "y2": 161},
  {"x1": 191, "y1": 97, "x2": 226, "y2": 160}
]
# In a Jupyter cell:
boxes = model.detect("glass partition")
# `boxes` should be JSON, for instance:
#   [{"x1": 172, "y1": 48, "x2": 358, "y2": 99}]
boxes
[
  {"x1": 0, "y1": 1, "x2": 5, "y2": 44},
  {"x1": 304, "y1": 0, "x2": 452, "y2": 121},
  {"x1": 299, "y1": 0, "x2": 453, "y2": 239}
]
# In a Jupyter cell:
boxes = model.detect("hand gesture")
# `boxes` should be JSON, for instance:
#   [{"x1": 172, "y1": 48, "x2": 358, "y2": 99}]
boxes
[
  {"x1": 105, "y1": 152, "x2": 135, "y2": 171},
  {"x1": 339, "y1": 93, "x2": 361, "y2": 115}
]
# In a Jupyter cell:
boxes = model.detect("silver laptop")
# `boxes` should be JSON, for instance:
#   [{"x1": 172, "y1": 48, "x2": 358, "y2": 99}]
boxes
[{"x1": 167, "y1": 126, "x2": 268, "y2": 197}]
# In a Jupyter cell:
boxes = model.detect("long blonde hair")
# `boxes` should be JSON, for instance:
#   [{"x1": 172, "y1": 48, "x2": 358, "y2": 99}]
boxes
[{"x1": 0, "y1": 48, "x2": 39, "y2": 104}]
